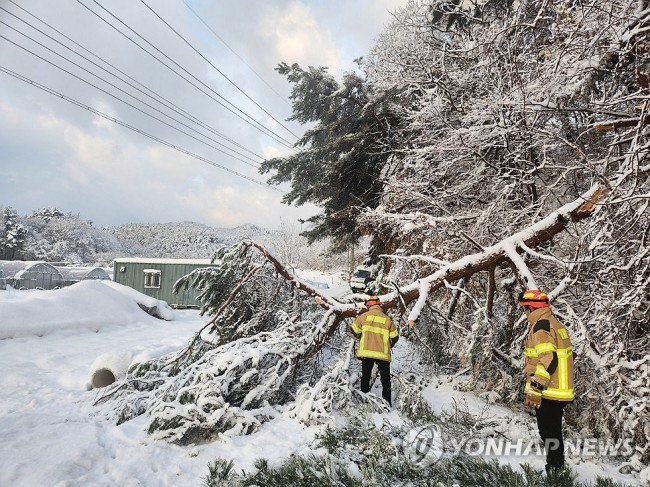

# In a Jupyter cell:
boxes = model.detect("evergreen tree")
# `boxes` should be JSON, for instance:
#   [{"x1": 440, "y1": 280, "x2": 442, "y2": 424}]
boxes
[
  {"x1": 260, "y1": 62, "x2": 403, "y2": 252},
  {"x1": 0, "y1": 207, "x2": 26, "y2": 260}
]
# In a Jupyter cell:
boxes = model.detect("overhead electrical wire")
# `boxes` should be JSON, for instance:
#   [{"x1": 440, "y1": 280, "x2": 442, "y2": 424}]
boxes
[
  {"x1": 183, "y1": 1, "x2": 292, "y2": 109},
  {"x1": 74, "y1": 0, "x2": 296, "y2": 149},
  {"x1": 5, "y1": 0, "x2": 266, "y2": 163},
  {"x1": 0, "y1": 10, "x2": 263, "y2": 166},
  {"x1": 0, "y1": 64, "x2": 283, "y2": 192},
  {"x1": 0, "y1": 32, "x2": 261, "y2": 169},
  {"x1": 139, "y1": 0, "x2": 298, "y2": 139}
]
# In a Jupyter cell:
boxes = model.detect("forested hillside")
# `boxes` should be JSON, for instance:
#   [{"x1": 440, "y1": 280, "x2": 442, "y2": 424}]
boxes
[
  {"x1": 93, "y1": 0, "x2": 649, "y2": 480},
  {"x1": 0, "y1": 206, "x2": 270, "y2": 264}
]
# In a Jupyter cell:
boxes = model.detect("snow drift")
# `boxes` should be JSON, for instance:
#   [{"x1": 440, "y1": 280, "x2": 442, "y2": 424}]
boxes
[{"x1": 0, "y1": 279, "x2": 174, "y2": 340}]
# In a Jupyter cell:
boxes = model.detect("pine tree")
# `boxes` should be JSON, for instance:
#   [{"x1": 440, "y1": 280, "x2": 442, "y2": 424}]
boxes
[
  {"x1": 0, "y1": 207, "x2": 26, "y2": 260},
  {"x1": 260, "y1": 62, "x2": 403, "y2": 252}
]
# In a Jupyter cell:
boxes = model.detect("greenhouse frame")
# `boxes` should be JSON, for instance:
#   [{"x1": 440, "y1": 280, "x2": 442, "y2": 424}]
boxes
[{"x1": 0, "y1": 261, "x2": 65, "y2": 290}]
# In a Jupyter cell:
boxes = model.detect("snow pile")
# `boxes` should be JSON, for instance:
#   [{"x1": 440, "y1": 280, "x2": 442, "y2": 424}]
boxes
[
  {"x1": 101, "y1": 280, "x2": 174, "y2": 320},
  {"x1": 0, "y1": 280, "x2": 170, "y2": 339}
]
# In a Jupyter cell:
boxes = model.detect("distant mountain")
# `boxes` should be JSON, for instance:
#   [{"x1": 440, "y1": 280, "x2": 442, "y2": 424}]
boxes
[
  {"x1": 104, "y1": 222, "x2": 272, "y2": 260},
  {"x1": 1, "y1": 206, "x2": 273, "y2": 265}
]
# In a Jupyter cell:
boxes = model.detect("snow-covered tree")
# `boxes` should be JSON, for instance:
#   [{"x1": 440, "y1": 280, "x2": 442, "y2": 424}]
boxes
[
  {"x1": 260, "y1": 62, "x2": 405, "y2": 252},
  {"x1": 96, "y1": 241, "x2": 387, "y2": 444},
  {"x1": 0, "y1": 206, "x2": 26, "y2": 260},
  {"x1": 30, "y1": 207, "x2": 64, "y2": 222},
  {"x1": 258, "y1": 0, "x2": 650, "y2": 468},
  {"x1": 93, "y1": 0, "x2": 648, "y2": 474},
  {"x1": 355, "y1": 0, "x2": 650, "y2": 468}
]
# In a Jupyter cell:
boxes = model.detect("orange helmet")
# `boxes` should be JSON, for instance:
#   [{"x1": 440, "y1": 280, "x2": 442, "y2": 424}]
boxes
[
  {"x1": 365, "y1": 295, "x2": 381, "y2": 307},
  {"x1": 518, "y1": 289, "x2": 550, "y2": 308}
]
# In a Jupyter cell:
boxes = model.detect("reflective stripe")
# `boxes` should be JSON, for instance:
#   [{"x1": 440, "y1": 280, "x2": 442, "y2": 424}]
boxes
[
  {"x1": 558, "y1": 356, "x2": 567, "y2": 390},
  {"x1": 528, "y1": 389, "x2": 542, "y2": 396},
  {"x1": 525, "y1": 343, "x2": 557, "y2": 358},
  {"x1": 526, "y1": 383, "x2": 574, "y2": 400},
  {"x1": 535, "y1": 343, "x2": 557, "y2": 354},
  {"x1": 557, "y1": 328, "x2": 569, "y2": 339},
  {"x1": 535, "y1": 365, "x2": 550, "y2": 380},
  {"x1": 367, "y1": 314, "x2": 387, "y2": 324},
  {"x1": 358, "y1": 349, "x2": 391, "y2": 360},
  {"x1": 351, "y1": 322, "x2": 362, "y2": 334},
  {"x1": 358, "y1": 323, "x2": 392, "y2": 361},
  {"x1": 388, "y1": 329, "x2": 398, "y2": 338},
  {"x1": 361, "y1": 324, "x2": 391, "y2": 337},
  {"x1": 556, "y1": 346, "x2": 573, "y2": 357},
  {"x1": 543, "y1": 387, "x2": 574, "y2": 400}
]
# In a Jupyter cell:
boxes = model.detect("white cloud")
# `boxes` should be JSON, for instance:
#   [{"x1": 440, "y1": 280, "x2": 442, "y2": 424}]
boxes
[
  {"x1": 0, "y1": 0, "x2": 404, "y2": 229},
  {"x1": 261, "y1": 144, "x2": 286, "y2": 160},
  {"x1": 259, "y1": 2, "x2": 342, "y2": 72}
]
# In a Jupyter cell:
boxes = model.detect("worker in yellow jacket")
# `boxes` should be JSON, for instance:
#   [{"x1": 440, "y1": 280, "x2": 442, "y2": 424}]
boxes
[
  {"x1": 351, "y1": 295, "x2": 398, "y2": 405},
  {"x1": 519, "y1": 289, "x2": 575, "y2": 473}
]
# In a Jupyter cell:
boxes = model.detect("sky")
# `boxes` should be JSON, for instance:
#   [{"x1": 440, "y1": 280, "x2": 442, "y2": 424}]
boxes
[{"x1": 0, "y1": 0, "x2": 406, "y2": 230}]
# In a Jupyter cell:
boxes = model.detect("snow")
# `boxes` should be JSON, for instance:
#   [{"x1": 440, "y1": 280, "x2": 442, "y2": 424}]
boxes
[
  {"x1": 0, "y1": 284, "x2": 316, "y2": 487},
  {"x1": 0, "y1": 280, "x2": 176, "y2": 339},
  {"x1": 114, "y1": 258, "x2": 215, "y2": 264},
  {"x1": 101, "y1": 280, "x2": 174, "y2": 321},
  {"x1": 0, "y1": 281, "x2": 643, "y2": 486}
]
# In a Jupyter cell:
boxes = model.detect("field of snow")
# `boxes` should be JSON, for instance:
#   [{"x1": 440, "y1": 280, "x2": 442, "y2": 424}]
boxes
[
  {"x1": 0, "y1": 281, "x2": 644, "y2": 486},
  {"x1": 0, "y1": 283, "x2": 317, "y2": 486}
]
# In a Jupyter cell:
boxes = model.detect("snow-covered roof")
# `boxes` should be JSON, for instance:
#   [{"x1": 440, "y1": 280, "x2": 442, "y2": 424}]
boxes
[
  {"x1": 113, "y1": 258, "x2": 217, "y2": 265},
  {"x1": 59, "y1": 267, "x2": 110, "y2": 280},
  {"x1": 0, "y1": 261, "x2": 32, "y2": 277},
  {"x1": 0, "y1": 261, "x2": 62, "y2": 278}
]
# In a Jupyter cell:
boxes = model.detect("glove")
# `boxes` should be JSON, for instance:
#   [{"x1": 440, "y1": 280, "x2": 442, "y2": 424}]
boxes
[{"x1": 524, "y1": 383, "x2": 543, "y2": 408}]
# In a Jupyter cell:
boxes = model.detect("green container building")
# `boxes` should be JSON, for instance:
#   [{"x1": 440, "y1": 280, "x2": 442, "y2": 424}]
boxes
[{"x1": 112, "y1": 258, "x2": 217, "y2": 308}]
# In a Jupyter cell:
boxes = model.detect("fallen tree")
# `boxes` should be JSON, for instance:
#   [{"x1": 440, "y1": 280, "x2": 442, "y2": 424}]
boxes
[{"x1": 93, "y1": 187, "x2": 607, "y2": 445}]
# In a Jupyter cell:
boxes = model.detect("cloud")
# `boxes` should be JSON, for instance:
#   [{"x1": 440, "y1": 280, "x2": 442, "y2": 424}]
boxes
[
  {"x1": 259, "y1": 2, "x2": 342, "y2": 71},
  {"x1": 0, "y1": 0, "x2": 406, "y2": 230}
]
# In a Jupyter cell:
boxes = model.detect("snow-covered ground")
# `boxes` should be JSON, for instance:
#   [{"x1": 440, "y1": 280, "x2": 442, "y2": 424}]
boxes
[
  {"x1": 0, "y1": 284, "x2": 316, "y2": 486},
  {"x1": 0, "y1": 282, "x2": 644, "y2": 486}
]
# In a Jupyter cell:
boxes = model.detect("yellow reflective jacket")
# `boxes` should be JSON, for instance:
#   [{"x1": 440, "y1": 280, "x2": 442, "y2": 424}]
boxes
[
  {"x1": 351, "y1": 305, "x2": 398, "y2": 362},
  {"x1": 524, "y1": 307, "x2": 575, "y2": 401}
]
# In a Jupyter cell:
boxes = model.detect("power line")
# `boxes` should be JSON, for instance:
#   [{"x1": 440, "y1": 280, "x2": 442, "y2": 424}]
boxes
[
  {"x1": 0, "y1": 12, "x2": 263, "y2": 167},
  {"x1": 138, "y1": 0, "x2": 298, "y2": 139},
  {"x1": 0, "y1": 64, "x2": 283, "y2": 192},
  {"x1": 0, "y1": 32, "x2": 261, "y2": 168},
  {"x1": 6, "y1": 0, "x2": 265, "y2": 163},
  {"x1": 74, "y1": 0, "x2": 296, "y2": 149},
  {"x1": 183, "y1": 1, "x2": 292, "y2": 109}
]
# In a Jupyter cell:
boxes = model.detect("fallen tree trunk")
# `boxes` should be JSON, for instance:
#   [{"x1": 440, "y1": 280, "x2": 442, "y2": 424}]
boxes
[{"x1": 312, "y1": 185, "x2": 608, "y2": 321}]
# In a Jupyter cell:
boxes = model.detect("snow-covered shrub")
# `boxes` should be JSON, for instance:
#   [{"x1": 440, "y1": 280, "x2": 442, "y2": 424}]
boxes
[{"x1": 211, "y1": 411, "x2": 633, "y2": 486}]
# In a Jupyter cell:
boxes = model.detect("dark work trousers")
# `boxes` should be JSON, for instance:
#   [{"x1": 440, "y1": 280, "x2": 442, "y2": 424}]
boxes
[
  {"x1": 360, "y1": 358, "x2": 391, "y2": 405},
  {"x1": 536, "y1": 399, "x2": 567, "y2": 471}
]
